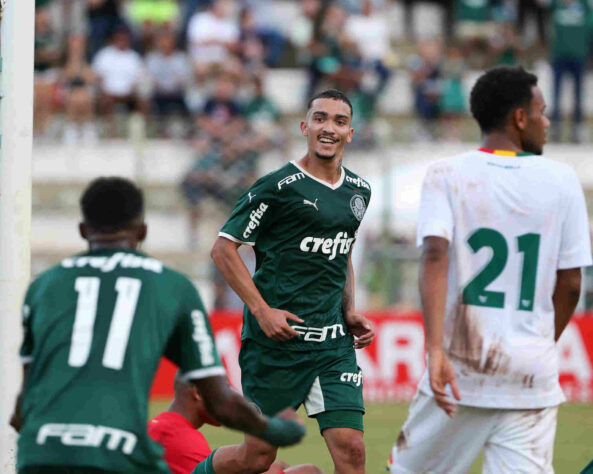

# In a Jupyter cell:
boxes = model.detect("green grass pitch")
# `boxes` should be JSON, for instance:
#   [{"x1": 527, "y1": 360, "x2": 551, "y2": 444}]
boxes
[{"x1": 149, "y1": 401, "x2": 593, "y2": 472}]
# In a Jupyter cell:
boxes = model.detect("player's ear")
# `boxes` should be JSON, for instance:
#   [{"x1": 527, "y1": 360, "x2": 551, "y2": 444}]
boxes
[
  {"x1": 346, "y1": 127, "x2": 354, "y2": 144},
  {"x1": 137, "y1": 223, "x2": 147, "y2": 242},
  {"x1": 514, "y1": 107, "x2": 528, "y2": 131},
  {"x1": 300, "y1": 120, "x2": 308, "y2": 137},
  {"x1": 79, "y1": 222, "x2": 87, "y2": 240}
]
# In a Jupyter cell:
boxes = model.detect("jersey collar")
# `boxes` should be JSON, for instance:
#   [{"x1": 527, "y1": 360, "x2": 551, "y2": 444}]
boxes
[
  {"x1": 478, "y1": 147, "x2": 535, "y2": 157},
  {"x1": 290, "y1": 160, "x2": 345, "y2": 190}
]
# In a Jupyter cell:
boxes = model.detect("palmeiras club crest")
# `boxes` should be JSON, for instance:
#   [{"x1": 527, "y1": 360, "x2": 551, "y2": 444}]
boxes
[{"x1": 350, "y1": 195, "x2": 366, "y2": 221}]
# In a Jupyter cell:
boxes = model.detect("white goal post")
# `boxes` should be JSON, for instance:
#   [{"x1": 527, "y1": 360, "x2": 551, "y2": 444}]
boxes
[{"x1": 0, "y1": 0, "x2": 34, "y2": 471}]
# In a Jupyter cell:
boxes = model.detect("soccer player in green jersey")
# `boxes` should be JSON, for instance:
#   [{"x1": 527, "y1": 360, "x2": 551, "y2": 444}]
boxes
[
  {"x1": 212, "y1": 89, "x2": 374, "y2": 473},
  {"x1": 10, "y1": 177, "x2": 305, "y2": 474}
]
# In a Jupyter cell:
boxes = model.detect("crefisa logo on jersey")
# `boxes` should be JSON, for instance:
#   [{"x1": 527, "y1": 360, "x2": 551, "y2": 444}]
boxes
[
  {"x1": 300, "y1": 231, "x2": 355, "y2": 260},
  {"x1": 350, "y1": 195, "x2": 366, "y2": 221},
  {"x1": 346, "y1": 175, "x2": 370, "y2": 190},
  {"x1": 243, "y1": 202, "x2": 269, "y2": 239}
]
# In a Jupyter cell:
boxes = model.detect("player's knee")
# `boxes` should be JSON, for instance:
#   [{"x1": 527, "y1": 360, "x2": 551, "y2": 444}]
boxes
[{"x1": 330, "y1": 432, "x2": 365, "y2": 468}]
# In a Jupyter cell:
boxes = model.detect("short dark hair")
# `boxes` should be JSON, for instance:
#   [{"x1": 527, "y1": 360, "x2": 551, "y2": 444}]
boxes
[
  {"x1": 81, "y1": 177, "x2": 144, "y2": 232},
  {"x1": 470, "y1": 66, "x2": 538, "y2": 133},
  {"x1": 307, "y1": 89, "x2": 353, "y2": 118}
]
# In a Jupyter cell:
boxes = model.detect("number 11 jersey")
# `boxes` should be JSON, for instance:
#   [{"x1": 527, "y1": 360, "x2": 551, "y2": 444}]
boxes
[
  {"x1": 18, "y1": 248, "x2": 225, "y2": 472},
  {"x1": 416, "y1": 149, "x2": 592, "y2": 408}
]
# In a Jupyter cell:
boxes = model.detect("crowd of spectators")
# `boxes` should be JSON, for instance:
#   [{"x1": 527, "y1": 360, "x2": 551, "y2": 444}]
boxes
[
  {"x1": 32, "y1": 0, "x2": 593, "y2": 148},
  {"x1": 407, "y1": 0, "x2": 593, "y2": 142}
]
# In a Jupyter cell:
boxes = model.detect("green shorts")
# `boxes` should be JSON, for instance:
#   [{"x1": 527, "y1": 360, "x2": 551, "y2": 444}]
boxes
[{"x1": 239, "y1": 339, "x2": 364, "y2": 431}]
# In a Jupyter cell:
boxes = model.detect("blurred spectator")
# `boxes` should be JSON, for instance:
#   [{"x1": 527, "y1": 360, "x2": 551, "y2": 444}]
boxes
[
  {"x1": 60, "y1": 34, "x2": 99, "y2": 143},
  {"x1": 408, "y1": 39, "x2": 443, "y2": 140},
  {"x1": 489, "y1": 22, "x2": 523, "y2": 65},
  {"x1": 187, "y1": 0, "x2": 240, "y2": 79},
  {"x1": 455, "y1": 0, "x2": 497, "y2": 67},
  {"x1": 242, "y1": 76, "x2": 281, "y2": 139},
  {"x1": 240, "y1": 0, "x2": 288, "y2": 67},
  {"x1": 289, "y1": 0, "x2": 321, "y2": 64},
  {"x1": 402, "y1": 0, "x2": 455, "y2": 39},
  {"x1": 518, "y1": 0, "x2": 549, "y2": 46},
  {"x1": 547, "y1": 0, "x2": 591, "y2": 142},
  {"x1": 306, "y1": 2, "x2": 361, "y2": 100},
  {"x1": 439, "y1": 43, "x2": 466, "y2": 141},
  {"x1": 126, "y1": 0, "x2": 180, "y2": 54},
  {"x1": 197, "y1": 74, "x2": 245, "y2": 140},
  {"x1": 178, "y1": 0, "x2": 214, "y2": 49},
  {"x1": 238, "y1": 8, "x2": 267, "y2": 78},
  {"x1": 34, "y1": 6, "x2": 62, "y2": 136},
  {"x1": 92, "y1": 27, "x2": 147, "y2": 117},
  {"x1": 86, "y1": 0, "x2": 126, "y2": 59},
  {"x1": 344, "y1": 0, "x2": 393, "y2": 98},
  {"x1": 146, "y1": 29, "x2": 191, "y2": 132}
]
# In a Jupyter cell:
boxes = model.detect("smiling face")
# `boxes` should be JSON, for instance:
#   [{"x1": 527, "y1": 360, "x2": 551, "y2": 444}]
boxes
[{"x1": 301, "y1": 98, "x2": 354, "y2": 161}]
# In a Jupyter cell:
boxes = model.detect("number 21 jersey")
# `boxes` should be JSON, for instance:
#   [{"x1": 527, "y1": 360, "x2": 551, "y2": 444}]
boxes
[{"x1": 416, "y1": 149, "x2": 592, "y2": 408}]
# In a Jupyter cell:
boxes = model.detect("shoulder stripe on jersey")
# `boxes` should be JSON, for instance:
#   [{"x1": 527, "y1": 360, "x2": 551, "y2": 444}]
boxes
[
  {"x1": 290, "y1": 160, "x2": 345, "y2": 190},
  {"x1": 218, "y1": 232, "x2": 255, "y2": 247},
  {"x1": 181, "y1": 366, "x2": 227, "y2": 382},
  {"x1": 20, "y1": 355, "x2": 33, "y2": 364}
]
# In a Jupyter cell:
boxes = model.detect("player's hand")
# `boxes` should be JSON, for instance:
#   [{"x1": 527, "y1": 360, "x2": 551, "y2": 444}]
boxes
[
  {"x1": 275, "y1": 407, "x2": 304, "y2": 426},
  {"x1": 255, "y1": 307, "x2": 304, "y2": 342},
  {"x1": 344, "y1": 312, "x2": 375, "y2": 349},
  {"x1": 428, "y1": 349, "x2": 461, "y2": 418}
]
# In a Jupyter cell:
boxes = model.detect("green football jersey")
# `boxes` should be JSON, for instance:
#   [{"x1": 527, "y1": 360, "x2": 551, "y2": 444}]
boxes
[
  {"x1": 18, "y1": 248, "x2": 225, "y2": 472},
  {"x1": 219, "y1": 160, "x2": 371, "y2": 351}
]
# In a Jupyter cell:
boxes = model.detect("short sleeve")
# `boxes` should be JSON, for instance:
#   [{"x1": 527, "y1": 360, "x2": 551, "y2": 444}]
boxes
[
  {"x1": 416, "y1": 161, "x2": 455, "y2": 247},
  {"x1": 219, "y1": 176, "x2": 276, "y2": 246},
  {"x1": 164, "y1": 281, "x2": 226, "y2": 381},
  {"x1": 558, "y1": 169, "x2": 592, "y2": 269},
  {"x1": 19, "y1": 285, "x2": 35, "y2": 364}
]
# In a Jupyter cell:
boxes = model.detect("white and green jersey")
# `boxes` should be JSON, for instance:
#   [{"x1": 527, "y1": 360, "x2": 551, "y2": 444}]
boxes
[
  {"x1": 219, "y1": 160, "x2": 371, "y2": 351},
  {"x1": 18, "y1": 249, "x2": 225, "y2": 472},
  {"x1": 416, "y1": 149, "x2": 592, "y2": 408}
]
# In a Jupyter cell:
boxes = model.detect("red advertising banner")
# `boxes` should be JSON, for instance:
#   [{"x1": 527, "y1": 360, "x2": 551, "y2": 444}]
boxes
[{"x1": 150, "y1": 311, "x2": 593, "y2": 402}]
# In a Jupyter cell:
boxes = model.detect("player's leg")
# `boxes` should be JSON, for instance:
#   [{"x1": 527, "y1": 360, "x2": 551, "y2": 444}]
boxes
[
  {"x1": 307, "y1": 346, "x2": 366, "y2": 474},
  {"x1": 322, "y1": 424, "x2": 365, "y2": 474},
  {"x1": 205, "y1": 440, "x2": 278, "y2": 474},
  {"x1": 238, "y1": 340, "x2": 317, "y2": 472},
  {"x1": 389, "y1": 393, "x2": 494, "y2": 474},
  {"x1": 482, "y1": 406, "x2": 558, "y2": 474}
]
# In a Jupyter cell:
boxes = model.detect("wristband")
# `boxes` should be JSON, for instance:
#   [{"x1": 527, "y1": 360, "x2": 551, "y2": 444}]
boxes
[{"x1": 262, "y1": 417, "x2": 306, "y2": 446}]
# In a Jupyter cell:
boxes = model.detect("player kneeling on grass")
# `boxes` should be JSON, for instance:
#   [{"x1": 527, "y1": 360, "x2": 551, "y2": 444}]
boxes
[
  {"x1": 149, "y1": 371, "x2": 322, "y2": 474},
  {"x1": 10, "y1": 177, "x2": 305, "y2": 474},
  {"x1": 388, "y1": 66, "x2": 592, "y2": 474}
]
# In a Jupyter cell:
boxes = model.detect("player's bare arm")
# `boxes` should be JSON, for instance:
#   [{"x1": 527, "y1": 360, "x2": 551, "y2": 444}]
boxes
[
  {"x1": 420, "y1": 236, "x2": 460, "y2": 418},
  {"x1": 342, "y1": 251, "x2": 374, "y2": 349},
  {"x1": 194, "y1": 375, "x2": 305, "y2": 447},
  {"x1": 9, "y1": 364, "x2": 29, "y2": 433},
  {"x1": 211, "y1": 236, "x2": 303, "y2": 341},
  {"x1": 553, "y1": 268, "x2": 582, "y2": 341}
]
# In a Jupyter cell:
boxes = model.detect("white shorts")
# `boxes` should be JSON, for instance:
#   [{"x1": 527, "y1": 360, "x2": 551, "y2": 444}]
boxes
[{"x1": 389, "y1": 393, "x2": 558, "y2": 474}]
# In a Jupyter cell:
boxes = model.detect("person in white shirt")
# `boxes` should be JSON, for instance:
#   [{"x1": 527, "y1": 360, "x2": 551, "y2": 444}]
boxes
[
  {"x1": 389, "y1": 65, "x2": 592, "y2": 474},
  {"x1": 145, "y1": 30, "x2": 190, "y2": 118},
  {"x1": 92, "y1": 27, "x2": 146, "y2": 116},
  {"x1": 187, "y1": 0, "x2": 239, "y2": 77}
]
